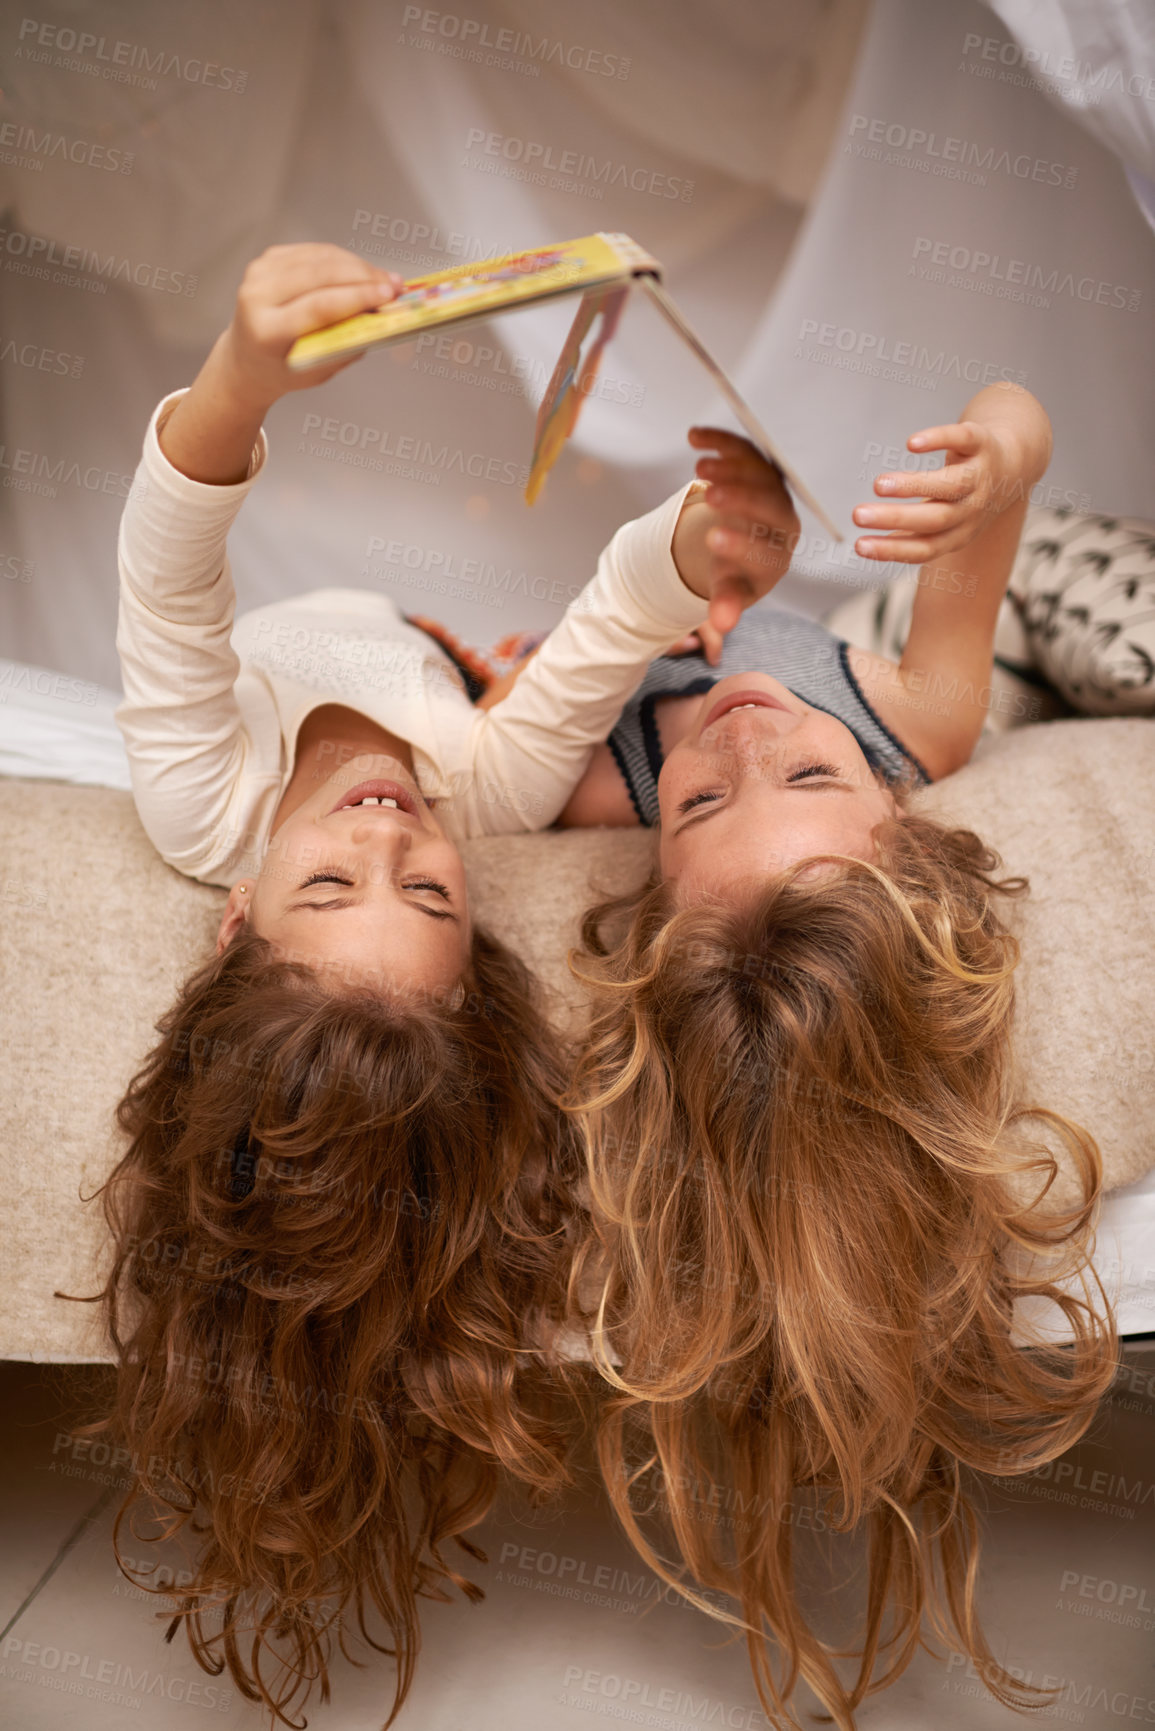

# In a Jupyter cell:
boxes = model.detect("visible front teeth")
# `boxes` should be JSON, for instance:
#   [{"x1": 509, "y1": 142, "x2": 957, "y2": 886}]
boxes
[
  {"x1": 352, "y1": 796, "x2": 399, "y2": 807},
  {"x1": 731, "y1": 703, "x2": 759, "y2": 710},
  {"x1": 361, "y1": 796, "x2": 380, "y2": 805},
  {"x1": 381, "y1": 797, "x2": 398, "y2": 807}
]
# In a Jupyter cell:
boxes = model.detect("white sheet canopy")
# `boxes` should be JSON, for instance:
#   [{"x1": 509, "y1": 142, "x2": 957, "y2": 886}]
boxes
[{"x1": 0, "y1": 0, "x2": 1152, "y2": 685}]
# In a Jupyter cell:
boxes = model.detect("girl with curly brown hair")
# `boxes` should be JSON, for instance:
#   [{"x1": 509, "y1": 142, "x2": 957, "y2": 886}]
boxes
[{"x1": 92, "y1": 241, "x2": 798, "y2": 1726}]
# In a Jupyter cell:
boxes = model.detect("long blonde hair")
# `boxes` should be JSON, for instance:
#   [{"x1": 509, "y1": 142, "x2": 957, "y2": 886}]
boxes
[{"x1": 565, "y1": 805, "x2": 1116, "y2": 1730}]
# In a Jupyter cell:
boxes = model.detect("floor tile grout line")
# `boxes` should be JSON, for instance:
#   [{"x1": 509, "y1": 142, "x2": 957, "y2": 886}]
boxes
[{"x1": 0, "y1": 1484, "x2": 117, "y2": 1643}]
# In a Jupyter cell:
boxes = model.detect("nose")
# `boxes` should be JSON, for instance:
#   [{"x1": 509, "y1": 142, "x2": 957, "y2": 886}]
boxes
[
  {"x1": 348, "y1": 812, "x2": 413, "y2": 859},
  {"x1": 701, "y1": 707, "x2": 800, "y2": 752}
]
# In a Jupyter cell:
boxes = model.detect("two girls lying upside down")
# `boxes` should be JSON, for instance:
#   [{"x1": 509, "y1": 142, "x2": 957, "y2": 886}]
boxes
[{"x1": 96, "y1": 242, "x2": 1114, "y2": 1730}]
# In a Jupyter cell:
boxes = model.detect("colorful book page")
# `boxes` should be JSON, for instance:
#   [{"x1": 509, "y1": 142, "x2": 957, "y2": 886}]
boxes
[{"x1": 525, "y1": 285, "x2": 627, "y2": 504}]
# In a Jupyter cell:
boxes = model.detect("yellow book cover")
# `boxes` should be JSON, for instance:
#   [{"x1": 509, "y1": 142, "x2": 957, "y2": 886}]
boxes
[
  {"x1": 288, "y1": 233, "x2": 656, "y2": 368},
  {"x1": 287, "y1": 231, "x2": 838, "y2": 536}
]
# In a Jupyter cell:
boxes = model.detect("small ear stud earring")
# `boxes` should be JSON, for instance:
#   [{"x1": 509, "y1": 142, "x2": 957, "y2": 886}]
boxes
[{"x1": 238, "y1": 884, "x2": 247, "y2": 894}]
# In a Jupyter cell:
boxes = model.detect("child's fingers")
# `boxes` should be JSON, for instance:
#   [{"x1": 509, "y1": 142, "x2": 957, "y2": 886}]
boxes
[
  {"x1": 701, "y1": 479, "x2": 791, "y2": 511},
  {"x1": 702, "y1": 481, "x2": 797, "y2": 530},
  {"x1": 690, "y1": 427, "x2": 780, "y2": 481},
  {"x1": 688, "y1": 426, "x2": 759, "y2": 456},
  {"x1": 275, "y1": 281, "x2": 403, "y2": 344},
  {"x1": 313, "y1": 352, "x2": 369, "y2": 384},
  {"x1": 872, "y1": 462, "x2": 979, "y2": 502},
  {"x1": 696, "y1": 621, "x2": 726, "y2": 665},
  {"x1": 695, "y1": 453, "x2": 779, "y2": 490},
  {"x1": 855, "y1": 526, "x2": 974, "y2": 563},
  {"x1": 285, "y1": 353, "x2": 367, "y2": 389},
  {"x1": 667, "y1": 624, "x2": 724, "y2": 664},
  {"x1": 246, "y1": 244, "x2": 401, "y2": 306},
  {"x1": 852, "y1": 499, "x2": 962, "y2": 534},
  {"x1": 706, "y1": 521, "x2": 789, "y2": 578},
  {"x1": 906, "y1": 420, "x2": 983, "y2": 456},
  {"x1": 707, "y1": 575, "x2": 753, "y2": 636}
]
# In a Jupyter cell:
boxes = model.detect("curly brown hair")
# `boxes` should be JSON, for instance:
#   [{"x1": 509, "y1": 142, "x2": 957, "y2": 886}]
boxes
[{"x1": 88, "y1": 924, "x2": 581, "y2": 1728}]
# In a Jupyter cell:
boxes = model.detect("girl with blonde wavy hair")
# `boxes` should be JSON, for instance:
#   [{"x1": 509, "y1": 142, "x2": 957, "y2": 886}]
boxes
[{"x1": 552, "y1": 388, "x2": 1118, "y2": 1729}]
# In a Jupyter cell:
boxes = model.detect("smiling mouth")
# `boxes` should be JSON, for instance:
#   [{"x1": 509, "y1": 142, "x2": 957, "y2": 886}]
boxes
[
  {"x1": 328, "y1": 779, "x2": 420, "y2": 817},
  {"x1": 700, "y1": 688, "x2": 791, "y2": 733}
]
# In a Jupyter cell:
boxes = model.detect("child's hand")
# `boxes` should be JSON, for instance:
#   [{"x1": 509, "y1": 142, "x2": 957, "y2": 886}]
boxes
[
  {"x1": 217, "y1": 243, "x2": 404, "y2": 411},
  {"x1": 852, "y1": 390, "x2": 1052, "y2": 564},
  {"x1": 673, "y1": 428, "x2": 801, "y2": 635},
  {"x1": 667, "y1": 621, "x2": 726, "y2": 665}
]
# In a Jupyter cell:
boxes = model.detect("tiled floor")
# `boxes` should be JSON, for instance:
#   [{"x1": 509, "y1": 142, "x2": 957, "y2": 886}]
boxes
[{"x1": 2, "y1": 1345, "x2": 1154, "y2": 1730}]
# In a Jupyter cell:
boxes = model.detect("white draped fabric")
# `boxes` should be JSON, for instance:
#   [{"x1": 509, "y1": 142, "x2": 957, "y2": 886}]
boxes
[
  {"x1": 987, "y1": 0, "x2": 1155, "y2": 227},
  {"x1": 0, "y1": 0, "x2": 1151, "y2": 687}
]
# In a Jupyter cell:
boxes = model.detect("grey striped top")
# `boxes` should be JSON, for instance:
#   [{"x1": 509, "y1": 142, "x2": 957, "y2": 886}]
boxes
[{"x1": 606, "y1": 604, "x2": 932, "y2": 826}]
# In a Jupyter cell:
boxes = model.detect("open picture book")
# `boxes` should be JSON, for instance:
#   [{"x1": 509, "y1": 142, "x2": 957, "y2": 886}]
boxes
[{"x1": 288, "y1": 231, "x2": 838, "y2": 536}]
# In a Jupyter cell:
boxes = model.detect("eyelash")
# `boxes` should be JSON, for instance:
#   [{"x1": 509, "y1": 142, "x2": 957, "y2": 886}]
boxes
[
  {"x1": 676, "y1": 762, "x2": 840, "y2": 815},
  {"x1": 299, "y1": 872, "x2": 451, "y2": 900}
]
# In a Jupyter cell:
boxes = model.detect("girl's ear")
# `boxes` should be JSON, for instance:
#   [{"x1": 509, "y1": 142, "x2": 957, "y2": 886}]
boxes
[{"x1": 216, "y1": 882, "x2": 253, "y2": 954}]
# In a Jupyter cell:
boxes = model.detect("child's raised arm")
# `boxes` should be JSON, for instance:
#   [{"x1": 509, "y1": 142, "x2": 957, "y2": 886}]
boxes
[
  {"x1": 158, "y1": 244, "x2": 401, "y2": 483},
  {"x1": 849, "y1": 384, "x2": 1053, "y2": 780},
  {"x1": 116, "y1": 246, "x2": 402, "y2": 881},
  {"x1": 459, "y1": 433, "x2": 800, "y2": 835}
]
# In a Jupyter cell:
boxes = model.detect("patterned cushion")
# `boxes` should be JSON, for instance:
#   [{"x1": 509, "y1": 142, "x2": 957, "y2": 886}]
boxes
[
  {"x1": 1011, "y1": 509, "x2": 1155, "y2": 716},
  {"x1": 820, "y1": 540, "x2": 1070, "y2": 736},
  {"x1": 821, "y1": 505, "x2": 1155, "y2": 725}
]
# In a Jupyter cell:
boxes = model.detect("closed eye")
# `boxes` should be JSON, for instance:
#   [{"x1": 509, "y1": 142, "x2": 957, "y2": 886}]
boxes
[
  {"x1": 290, "y1": 872, "x2": 458, "y2": 921},
  {"x1": 676, "y1": 790, "x2": 724, "y2": 816},
  {"x1": 402, "y1": 879, "x2": 456, "y2": 921},
  {"x1": 675, "y1": 762, "x2": 842, "y2": 816},
  {"x1": 787, "y1": 761, "x2": 840, "y2": 782},
  {"x1": 404, "y1": 879, "x2": 451, "y2": 901}
]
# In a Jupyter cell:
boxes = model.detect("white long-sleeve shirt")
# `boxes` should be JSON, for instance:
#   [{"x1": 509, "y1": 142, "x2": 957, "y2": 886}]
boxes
[{"x1": 116, "y1": 389, "x2": 706, "y2": 887}]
